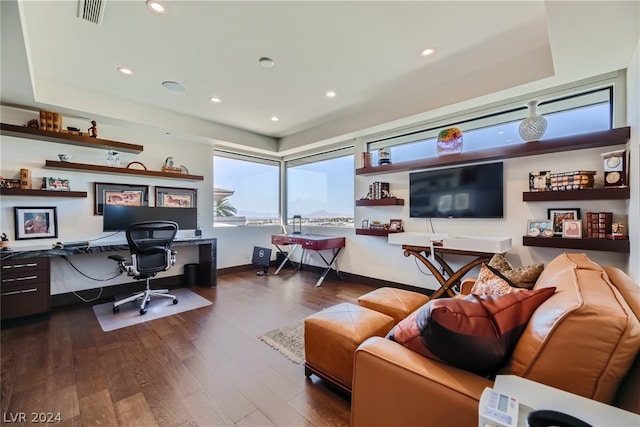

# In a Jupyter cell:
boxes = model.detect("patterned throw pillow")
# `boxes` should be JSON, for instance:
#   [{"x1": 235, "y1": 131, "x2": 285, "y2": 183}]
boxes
[
  {"x1": 386, "y1": 287, "x2": 556, "y2": 376},
  {"x1": 488, "y1": 254, "x2": 544, "y2": 289},
  {"x1": 470, "y1": 264, "x2": 524, "y2": 296}
]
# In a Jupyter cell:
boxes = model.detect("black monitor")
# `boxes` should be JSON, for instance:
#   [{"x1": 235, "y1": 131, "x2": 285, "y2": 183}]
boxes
[
  {"x1": 252, "y1": 246, "x2": 272, "y2": 276},
  {"x1": 103, "y1": 205, "x2": 198, "y2": 231}
]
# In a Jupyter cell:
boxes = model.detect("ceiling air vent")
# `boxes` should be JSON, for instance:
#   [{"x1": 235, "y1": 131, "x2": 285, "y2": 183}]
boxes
[{"x1": 78, "y1": 0, "x2": 106, "y2": 25}]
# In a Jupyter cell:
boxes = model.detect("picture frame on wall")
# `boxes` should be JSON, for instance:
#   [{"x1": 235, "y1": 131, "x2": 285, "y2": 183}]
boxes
[
  {"x1": 548, "y1": 208, "x2": 580, "y2": 236},
  {"x1": 155, "y1": 186, "x2": 197, "y2": 208},
  {"x1": 389, "y1": 218, "x2": 403, "y2": 232},
  {"x1": 14, "y1": 206, "x2": 58, "y2": 240},
  {"x1": 94, "y1": 182, "x2": 149, "y2": 215}
]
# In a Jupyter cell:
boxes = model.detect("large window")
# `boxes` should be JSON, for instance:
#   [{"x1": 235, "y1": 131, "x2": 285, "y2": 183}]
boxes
[
  {"x1": 368, "y1": 87, "x2": 613, "y2": 164},
  {"x1": 286, "y1": 151, "x2": 354, "y2": 228},
  {"x1": 213, "y1": 153, "x2": 280, "y2": 226}
]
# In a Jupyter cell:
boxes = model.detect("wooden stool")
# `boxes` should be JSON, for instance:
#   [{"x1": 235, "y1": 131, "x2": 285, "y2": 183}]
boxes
[
  {"x1": 304, "y1": 303, "x2": 394, "y2": 393},
  {"x1": 357, "y1": 287, "x2": 430, "y2": 323}
]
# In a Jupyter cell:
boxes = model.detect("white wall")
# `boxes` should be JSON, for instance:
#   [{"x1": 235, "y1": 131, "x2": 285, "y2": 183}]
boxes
[{"x1": 626, "y1": 39, "x2": 639, "y2": 281}]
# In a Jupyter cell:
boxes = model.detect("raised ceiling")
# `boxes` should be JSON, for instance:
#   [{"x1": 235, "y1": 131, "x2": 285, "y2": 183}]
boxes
[{"x1": 1, "y1": 1, "x2": 638, "y2": 155}]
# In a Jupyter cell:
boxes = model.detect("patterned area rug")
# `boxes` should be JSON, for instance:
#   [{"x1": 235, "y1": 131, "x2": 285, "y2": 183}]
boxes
[{"x1": 258, "y1": 320, "x2": 305, "y2": 364}]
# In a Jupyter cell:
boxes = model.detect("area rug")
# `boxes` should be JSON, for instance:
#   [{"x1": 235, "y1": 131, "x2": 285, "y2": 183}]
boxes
[
  {"x1": 93, "y1": 288, "x2": 212, "y2": 332},
  {"x1": 258, "y1": 320, "x2": 305, "y2": 364}
]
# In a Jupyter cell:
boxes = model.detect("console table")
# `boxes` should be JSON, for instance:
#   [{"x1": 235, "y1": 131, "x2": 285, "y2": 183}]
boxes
[
  {"x1": 271, "y1": 234, "x2": 345, "y2": 287},
  {"x1": 401, "y1": 245, "x2": 495, "y2": 299},
  {"x1": 0, "y1": 237, "x2": 217, "y2": 320}
]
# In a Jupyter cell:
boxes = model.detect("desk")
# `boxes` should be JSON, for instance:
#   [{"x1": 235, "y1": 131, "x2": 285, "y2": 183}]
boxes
[
  {"x1": 0, "y1": 238, "x2": 216, "y2": 320},
  {"x1": 402, "y1": 245, "x2": 495, "y2": 299},
  {"x1": 271, "y1": 234, "x2": 345, "y2": 287}
]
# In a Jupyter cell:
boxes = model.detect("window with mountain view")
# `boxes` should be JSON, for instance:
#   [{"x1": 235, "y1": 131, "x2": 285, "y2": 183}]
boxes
[
  {"x1": 286, "y1": 152, "x2": 354, "y2": 228},
  {"x1": 213, "y1": 154, "x2": 280, "y2": 226}
]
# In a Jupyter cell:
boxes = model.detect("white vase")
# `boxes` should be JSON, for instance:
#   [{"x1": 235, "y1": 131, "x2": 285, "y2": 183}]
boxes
[{"x1": 519, "y1": 100, "x2": 547, "y2": 142}]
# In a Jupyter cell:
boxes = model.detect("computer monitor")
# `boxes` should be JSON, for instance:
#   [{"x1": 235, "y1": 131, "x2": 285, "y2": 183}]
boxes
[
  {"x1": 252, "y1": 246, "x2": 272, "y2": 276},
  {"x1": 103, "y1": 205, "x2": 198, "y2": 231}
]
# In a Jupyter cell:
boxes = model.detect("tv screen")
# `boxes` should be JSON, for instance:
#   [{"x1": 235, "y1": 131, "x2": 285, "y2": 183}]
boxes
[
  {"x1": 103, "y1": 205, "x2": 198, "y2": 231},
  {"x1": 409, "y1": 162, "x2": 504, "y2": 218}
]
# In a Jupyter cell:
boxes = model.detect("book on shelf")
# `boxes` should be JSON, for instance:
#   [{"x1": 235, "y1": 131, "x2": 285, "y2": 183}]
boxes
[{"x1": 585, "y1": 212, "x2": 612, "y2": 239}]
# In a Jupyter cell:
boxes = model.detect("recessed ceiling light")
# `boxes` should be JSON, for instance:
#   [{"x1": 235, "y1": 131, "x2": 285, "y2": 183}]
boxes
[
  {"x1": 162, "y1": 81, "x2": 186, "y2": 92},
  {"x1": 420, "y1": 47, "x2": 436, "y2": 57},
  {"x1": 117, "y1": 67, "x2": 133, "y2": 75},
  {"x1": 210, "y1": 97, "x2": 221, "y2": 103},
  {"x1": 259, "y1": 57, "x2": 275, "y2": 68},
  {"x1": 326, "y1": 91, "x2": 336, "y2": 98},
  {"x1": 146, "y1": 0, "x2": 167, "y2": 14},
  {"x1": 271, "y1": 116, "x2": 279, "y2": 122}
]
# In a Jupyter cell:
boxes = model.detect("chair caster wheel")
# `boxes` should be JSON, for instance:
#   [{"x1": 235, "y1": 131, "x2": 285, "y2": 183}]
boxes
[
  {"x1": 173, "y1": 298, "x2": 179, "y2": 305},
  {"x1": 140, "y1": 308, "x2": 147, "y2": 315},
  {"x1": 113, "y1": 306, "x2": 119, "y2": 313}
]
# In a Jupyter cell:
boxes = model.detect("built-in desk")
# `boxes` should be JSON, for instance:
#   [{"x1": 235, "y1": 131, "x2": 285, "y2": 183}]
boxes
[{"x1": 0, "y1": 237, "x2": 216, "y2": 320}]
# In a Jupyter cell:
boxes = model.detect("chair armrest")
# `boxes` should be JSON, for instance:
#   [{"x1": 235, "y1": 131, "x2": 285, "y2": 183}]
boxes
[
  {"x1": 108, "y1": 254, "x2": 127, "y2": 262},
  {"x1": 352, "y1": 337, "x2": 492, "y2": 427}
]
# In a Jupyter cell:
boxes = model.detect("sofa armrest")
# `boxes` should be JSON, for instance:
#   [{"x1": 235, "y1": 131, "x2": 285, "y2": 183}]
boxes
[{"x1": 352, "y1": 336, "x2": 492, "y2": 427}]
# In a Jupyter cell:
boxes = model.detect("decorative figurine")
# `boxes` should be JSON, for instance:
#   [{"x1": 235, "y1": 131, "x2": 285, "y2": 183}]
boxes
[
  {"x1": 88, "y1": 120, "x2": 98, "y2": 138},
  {"x1": 27, "y1": 119, "x2": 39, "y2": 128}
]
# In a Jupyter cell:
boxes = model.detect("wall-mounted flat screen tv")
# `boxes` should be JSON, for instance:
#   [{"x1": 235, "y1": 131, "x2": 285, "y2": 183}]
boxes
[{"x1": 409, "y1": 162, "x2": 504, "y2": 219}]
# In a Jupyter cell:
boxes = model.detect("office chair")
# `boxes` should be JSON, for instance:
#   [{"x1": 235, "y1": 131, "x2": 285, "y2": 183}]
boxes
[{"x1": 108, "y1": 221, "x2": 179, "y2": 315}]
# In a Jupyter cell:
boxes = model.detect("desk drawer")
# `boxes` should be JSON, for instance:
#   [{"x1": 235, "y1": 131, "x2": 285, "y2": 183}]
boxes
[
  {"x1": 272, "y1": 235, "x2": 299, "y2": 245},
  {"x1": 1, "y1": 257, "x2": 50, "y2": 320}
]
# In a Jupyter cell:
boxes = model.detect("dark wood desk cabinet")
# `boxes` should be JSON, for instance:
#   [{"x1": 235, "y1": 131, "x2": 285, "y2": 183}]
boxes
[{"x1": 1, "y1": 257, "x2": 51, "y2": 320}]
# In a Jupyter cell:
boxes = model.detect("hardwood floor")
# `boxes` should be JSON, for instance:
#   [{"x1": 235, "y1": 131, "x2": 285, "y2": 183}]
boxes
[{"x1": 1, "y1": 269, "x2": 378, "y2": 427}]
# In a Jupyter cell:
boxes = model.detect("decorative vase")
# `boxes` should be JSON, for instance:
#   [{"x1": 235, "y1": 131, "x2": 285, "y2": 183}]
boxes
[
  {"x1": 519, "y1": 100, "x2": 547, "y2": 142},
  {"x1": 436, "y1": 127, "x2": 463, "y2": 156}
]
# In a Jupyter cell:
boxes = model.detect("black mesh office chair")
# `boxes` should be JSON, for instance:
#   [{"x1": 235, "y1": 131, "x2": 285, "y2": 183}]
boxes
[{"x1": 108, "y1": 221, "x2": 179, "y2": 315}]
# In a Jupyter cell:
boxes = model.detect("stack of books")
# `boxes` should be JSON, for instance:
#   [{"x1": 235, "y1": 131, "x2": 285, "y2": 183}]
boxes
[
  {"x1": 369, "y1": 181, "x2": 390, "y2": 199},
  {"x1": 585, "y1": 212, "x2": 612, "y2": 239},
  {"x1": 549, "y1": 170, "x2": 596, "y2": 190},
  {"x1": 39, "y1": 110, "x2": 62, "y2": 132}
]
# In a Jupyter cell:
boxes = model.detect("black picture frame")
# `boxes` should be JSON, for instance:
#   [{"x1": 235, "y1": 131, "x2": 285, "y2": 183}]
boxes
[
  {"x1": 14, "y1": 206, "x2": 58, "y2": 240},
  {"x1": 548, "y1": 208, "x2": 581, "y2": 236},
  {"x1": 155, "y1": 186, "x2": 197, "y2": 208},
  {"x1": 94, "y1": 182, "x2": 149, "y2": 215}
]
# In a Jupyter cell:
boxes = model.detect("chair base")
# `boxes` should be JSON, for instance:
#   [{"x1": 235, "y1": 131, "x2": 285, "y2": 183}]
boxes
[{"x1": 113, "y1": 287, "x2": 178, "y2": 315}]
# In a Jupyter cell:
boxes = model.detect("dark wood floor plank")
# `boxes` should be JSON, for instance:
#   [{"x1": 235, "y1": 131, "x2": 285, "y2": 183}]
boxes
[{"x1": 1, "y1": 270, "x2": 378, "y2": 426}]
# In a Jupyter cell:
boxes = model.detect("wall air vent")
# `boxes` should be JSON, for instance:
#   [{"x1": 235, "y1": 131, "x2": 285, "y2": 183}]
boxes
[{"x1": 78, "y1": 0, "x2": 106, "y2": 25}]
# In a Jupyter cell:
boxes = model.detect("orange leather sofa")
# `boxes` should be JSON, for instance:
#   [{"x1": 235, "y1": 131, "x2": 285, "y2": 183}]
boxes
[{"x1": 351, "y1": 253, "x2": 640, "y2": 426}]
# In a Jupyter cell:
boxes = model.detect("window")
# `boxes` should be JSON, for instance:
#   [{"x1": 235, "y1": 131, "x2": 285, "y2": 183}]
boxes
[
  {"x1": 367, "y1": 87, "x2": 613, "y2": 164},
  {"x1": 213, "y1": 153, "x2": 280, "y2": 226},
  {"x1": 286, "y1": 150, "x2": 354, "y2": 228}
]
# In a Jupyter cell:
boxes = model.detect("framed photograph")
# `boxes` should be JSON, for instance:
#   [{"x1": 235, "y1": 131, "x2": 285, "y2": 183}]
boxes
[
  {"x1": 529, "y1": 171, "x2": 550, "y2": 191},
  {"x1": 43, "y1": 177, "x2": 70, "y2": 191},
  {"x1": 14, "y1": 207, "x2": 58, "y2": 240},
  {"x1": 526, "y1": 219, "x2": 554, "y2": 237},
  {"x1": 155, "y1": 186, "x2": 197, "y2": 208},
  {"x1": 548, "y1": 208, "x2": 580, "y2": 236},
  {"x1": 562, "y1": 219, "x2": 582, "y2": 238},
  {"x1": 389, "y1": 218, "x2": 403, "y2": 231},
  {"x1": 94, "y1": 182, "x2": 149, "y2": 215}
]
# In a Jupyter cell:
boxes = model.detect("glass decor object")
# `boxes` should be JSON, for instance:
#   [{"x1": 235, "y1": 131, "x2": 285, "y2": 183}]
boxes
[
  {"x1": 519, "y1": 100, "x2": 547, "y2": 142},
  {"x1": 378, "y1": 148, "x2": 391, "y2": 165},
  {"x1": 106, "y1": 150, "x2": 120, "y2": 167},
  {"x1": 436, "y1": 127, "x2": 463, "y2": 156}
]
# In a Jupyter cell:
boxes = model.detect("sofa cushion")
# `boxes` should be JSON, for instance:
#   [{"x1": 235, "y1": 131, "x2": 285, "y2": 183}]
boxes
[
  {"x1": 501, "y1": 253, "x2": 640, "y2": 404},
  {"x1": 470, "y1": 264, "x2": 525, "y2": 296},
  {"x1": 387, "y1": 287, "x2": 556, "y2": 376},
  {"x1": 488, "y1": 253, "x2": 544, "y2": 289}
]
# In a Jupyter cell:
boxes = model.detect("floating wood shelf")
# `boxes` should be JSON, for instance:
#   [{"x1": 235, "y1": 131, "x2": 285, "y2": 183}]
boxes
[
  {"x1": 1, "y1": 123, "x2": 144, "y2": 153},
  {"x1": 44, "y1": 160, "x2": 204, "y2": 181},
  {"x1": 522, "y1": 188, "x2": 629, "y2": 201},
  {"x1": 0, "y1": 188, "x2": 87, "y2": 198},
  {"x1": 355, "y1": 228, "x2": 403, "y2": 236},
  {"x1": 356, "y1": 127, "x2": 630, "y2": 175},
  {"x1": 522, "y1": 236, "x2": 629, "y2": 253},
  {"x1": 355, "y1": 197, "x2": 405, "y2": 206}
]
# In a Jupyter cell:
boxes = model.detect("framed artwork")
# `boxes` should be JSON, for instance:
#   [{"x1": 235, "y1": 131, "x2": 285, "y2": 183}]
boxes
[
  {"x1": 94, "y1": 182, "x2": 149, "y2": 215},
  {"x1": 43, "y1": 177, "x2": 70, "y2": 191},
  {"x1": 529, "y1": 171, "x2": 550, "y2": 191},
  {"x1": 526, "y1": 219, "x2": 553, "y2": 237},
  {"x1": 562, "y1": 219, "x2": 582, "y2": 238},
  {"x1": 155, "y1": 186, "x2": 197, "y2": 208},
  {"x1": 14, "y1": 207, "x2": 58, "y2": 240},
  {"x1": 548, "y1": 208, "x2": 580, "y2": 236},
  {"x1": 389, "y1": 218, "x2": 404, "y2": 232}
]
